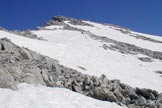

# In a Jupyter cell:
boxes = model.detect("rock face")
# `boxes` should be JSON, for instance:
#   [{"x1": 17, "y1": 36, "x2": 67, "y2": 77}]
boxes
[{"x1": 0, "y1": 38, "x2": 162, "y2": 108}]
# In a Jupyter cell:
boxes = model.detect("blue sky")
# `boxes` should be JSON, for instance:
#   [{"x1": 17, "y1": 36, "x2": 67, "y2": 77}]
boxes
[{"x1": 0, "y1": 0, "x2": 162, "y2": 36}]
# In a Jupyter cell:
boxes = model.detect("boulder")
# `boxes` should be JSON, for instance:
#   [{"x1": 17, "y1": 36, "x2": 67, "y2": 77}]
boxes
[
  {"x1": 157, "y1": 93, "x2": 162, "y2": 104},
  {"x1": 0, "y1": 68, "x2": 17, "y2": 89},
  {"x1": 135, "y1": 96, "x2": 147, "y2": 106}
]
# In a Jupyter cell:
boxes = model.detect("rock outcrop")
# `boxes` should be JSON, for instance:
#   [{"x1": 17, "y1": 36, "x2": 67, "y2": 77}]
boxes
[
  {"x1": 0, "y1": 27, "x2": 45, "y2": 40},
  {"x1": 0, "y1": 38, "x2": 162, "y2": 108},
  {"x1": 11, "y1": 30, "x2": 45, "y2": 40},
  {"x1": 43, "y1": 16, "x2": 94, "y2": 27}
]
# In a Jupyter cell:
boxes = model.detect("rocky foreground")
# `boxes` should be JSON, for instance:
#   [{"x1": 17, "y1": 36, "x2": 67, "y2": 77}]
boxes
[{"x1": 0, "y1": 38, "x2": 162, "y2": 108}]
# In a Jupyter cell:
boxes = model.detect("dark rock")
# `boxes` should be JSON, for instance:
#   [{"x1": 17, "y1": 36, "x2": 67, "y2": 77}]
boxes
[
  {"x1": 63, "y1": 25, "x2": 86, "y2": 32},
  {"x1": 102, "y1": 44, "x2": 109, "y2": 50},
  {"x1": 136, "y1": 88, "x2": 158, "y2": 100},
  {"x1": 129, "y1": 90, "x2": 139, "y2": 100},
  {"x1": 0, "y1": 43, "x2": 5, "y2": 50},
  {"x1": 43, "y1": 16, "x2": 94, "y2": 27},
  {"x1": 77, "y1": 66, "x2": 87, "y2": 71},
  {"x1": 156, "y1": 71, "x2": 162, "y2": 75},
  {"x1": 136, "y1": 88, "x2": 151, "y2": 99},
  {"x1": 138, "y1": 57, "x2": 153, "y2": 62}
]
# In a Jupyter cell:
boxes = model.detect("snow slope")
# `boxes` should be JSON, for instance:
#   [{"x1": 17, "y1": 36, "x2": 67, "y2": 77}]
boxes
[
  {"x1": 0, "y1": 19, "x2": 162, "y2": 93},
  {"x1": 65, "y1": 21, "x2": 162, "y2": 52},
  {"x1": 32, "y1": 26, "x2": 162, "y2": 92},
  {"x1": 0, "y1": 84, "x2": 125, "y2": 108}
]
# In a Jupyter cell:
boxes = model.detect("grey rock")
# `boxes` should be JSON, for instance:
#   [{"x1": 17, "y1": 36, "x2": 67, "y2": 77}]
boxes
[
  {"x1": 52, "y1": 16, "x2": 86, "y2": 24},
  {"x1": 63, "y1": 25, "x2": 86, "y2": 32},
  {"x1": 0, "y1": 68, "x2": 17, "y2": 89},
  {"x1": 83, "y1": 75, "x2": 91, "y2": 85},
  {"x1": 44, "y1": 16, "x2": 94, "y2": 27},
  {"x1": 90, "y1": 87, "x2": 118, "y2": 102},
  {"x1": 129, "y1": 90, "x2": 139, "y2": 100},
  {"x1": 157, "y1": 93, "x2": 162, "y2": 104},
  {"x1": 99, "y1": 74, "x2": 109, "y2": 86},
  {"x1": 138, "y1": 57, "x2": 153, "y2": 62},
  {"x1": 122, "y1": 98, "x2": 131, "y2": 105},
  {"x1": 6, "y1": 29, "x2": 45, "y2": 40},
  {"x1": 77, "y1": 66, "x2": 87, "y2": 71},
  {"x1": 91, "y1": 76, "x2": 101, "y2": 87},
  {"x1": 111, "y1": 80, "x2": 121, "y2": 91},
  {"x1": 102, "y1": 44, "x2": 109, "y2": 50},
  {"x1": 105, "y1": 91, "x2": 118, "y2": 102},
  {"x1": 114, "y1": 89, "x2": 123, "y2": 101},
  {"x1": 135, "y1": 96, "x2": 147, "y2": 106}
]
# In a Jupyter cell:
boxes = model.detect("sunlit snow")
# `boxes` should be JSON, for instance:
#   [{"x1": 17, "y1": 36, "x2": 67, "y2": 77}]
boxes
[{"x1": 0, "y1": 84, "x2": 126, "y2": 108}]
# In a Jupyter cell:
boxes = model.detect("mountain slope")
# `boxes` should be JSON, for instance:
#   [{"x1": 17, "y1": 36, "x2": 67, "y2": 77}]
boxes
[
  {"x1": 1, "y1": 16, "x2": 162, "y2": 92},
  {"x1": 33, "y1": 17, "x2": 162, "y2": 92},
  {"x1": 0, "y1": 16, "x2": 162, "y2": 108},
  {"x1": 2, "y1": 37, "x2": 162, "y2": 108}
]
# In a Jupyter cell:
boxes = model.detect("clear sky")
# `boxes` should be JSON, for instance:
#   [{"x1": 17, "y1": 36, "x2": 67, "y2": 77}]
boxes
[{"x1": 0, "y1": 0, "x2": 162, "y2": 36}]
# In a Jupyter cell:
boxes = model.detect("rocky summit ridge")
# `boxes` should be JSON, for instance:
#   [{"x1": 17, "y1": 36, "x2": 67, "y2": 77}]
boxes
[{"x1": 43, "y1": 16, "x2": 94, "y2": 27}]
